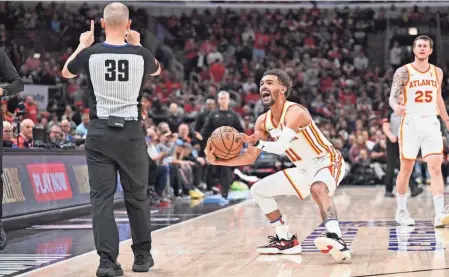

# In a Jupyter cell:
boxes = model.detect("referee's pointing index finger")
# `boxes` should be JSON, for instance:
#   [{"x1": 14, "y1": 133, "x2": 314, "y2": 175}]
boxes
[{"x1": 90, "y1": 20, "x2": 94, "y2": 32}]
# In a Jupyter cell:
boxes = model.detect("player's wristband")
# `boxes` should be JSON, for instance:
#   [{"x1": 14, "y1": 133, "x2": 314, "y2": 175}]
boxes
[{"x1": 252, "y1": 140, "x2": 260, "y2": 147}]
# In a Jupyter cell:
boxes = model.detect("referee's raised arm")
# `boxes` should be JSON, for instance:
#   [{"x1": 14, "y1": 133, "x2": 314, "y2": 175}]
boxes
[{"x1": 60, "y1": 2, "x2": 160, "y2": 276}]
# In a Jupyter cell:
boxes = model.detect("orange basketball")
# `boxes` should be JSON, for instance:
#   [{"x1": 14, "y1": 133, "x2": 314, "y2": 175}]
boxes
[{"x1": 209, "y1": 126, "x2": 243, "y2": 160}]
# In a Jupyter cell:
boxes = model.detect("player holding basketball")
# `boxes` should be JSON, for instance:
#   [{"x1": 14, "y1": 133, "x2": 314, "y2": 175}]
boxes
[
  {"x1": 389, "y1": 35, "x2": 449, "y2": 227},
  {"x1": 205, "y1": 69, "x2": 352, "y2": 262}
]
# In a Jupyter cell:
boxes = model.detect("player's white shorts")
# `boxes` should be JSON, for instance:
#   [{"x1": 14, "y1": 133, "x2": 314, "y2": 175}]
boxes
[
  {"x1": 250, "y1": 155, "x2": 345, "y2": 214},
  {"x1": 398, "y1": 114, "x2": 443, "y2": 160}
]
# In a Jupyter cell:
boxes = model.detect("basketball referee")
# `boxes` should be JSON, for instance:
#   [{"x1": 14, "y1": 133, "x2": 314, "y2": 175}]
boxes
[
  {"x1": 0, "y1": 48, "x2": 24, "y2": 250},
  {"x1": 62, "y1": 3, "x2": 161, "y2": 276}
]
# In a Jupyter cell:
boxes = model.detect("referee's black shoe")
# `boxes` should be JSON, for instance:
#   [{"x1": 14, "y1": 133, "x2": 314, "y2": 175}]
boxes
[
  {"x1": 132, "y1": 252, "x2": 154, "y2": 272},
  {"x1": 96, "y1": 259, "x2": 123, "y2": 277},
  {"x1": 0, "y1": 220, "x2": 7, "y2": 250},
  {"x1": 410, "y1": 186, "x2": 424, "y2": 197}
]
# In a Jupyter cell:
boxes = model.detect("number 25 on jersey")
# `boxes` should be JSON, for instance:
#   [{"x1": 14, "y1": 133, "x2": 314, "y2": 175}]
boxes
[{"x1": 414, "y1": 90, "x2": 433, "y2": 103}]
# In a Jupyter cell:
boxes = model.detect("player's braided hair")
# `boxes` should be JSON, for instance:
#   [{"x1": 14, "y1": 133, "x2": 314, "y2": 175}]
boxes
[{"x1": 263, "y1": 69, "x2": 293, "y2": 97}]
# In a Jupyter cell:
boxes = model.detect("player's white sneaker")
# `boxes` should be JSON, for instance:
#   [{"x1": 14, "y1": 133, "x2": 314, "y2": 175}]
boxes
[
  {"x1": 434, "y1": 207, "x2": 449, "y2": 228},
  {"x1": 314, "y1": 232, "x2": 353, "y2": 262},
  {"x1": 395, "y1": 209, "x2": 415, "y2": 226}
]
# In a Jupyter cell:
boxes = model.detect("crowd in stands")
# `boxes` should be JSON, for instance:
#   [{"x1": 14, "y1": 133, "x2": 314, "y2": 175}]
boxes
[{"x1": 1, "y1": 2, "x2": 449, "y2": 205}]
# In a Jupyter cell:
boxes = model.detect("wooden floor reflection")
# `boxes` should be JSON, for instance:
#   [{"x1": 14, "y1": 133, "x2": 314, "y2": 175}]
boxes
[{"x1": 17, "y1": 186, "x2": 449, "y2": 277}]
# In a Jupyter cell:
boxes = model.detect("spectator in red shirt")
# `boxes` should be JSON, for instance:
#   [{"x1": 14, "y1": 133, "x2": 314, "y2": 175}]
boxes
[
  {"x1": 209, "y1": 60, "x2": 226, "y2": 84},
  {"x1": 253, "y1": 27, "x2": 269, "y2": 61},
  {"x1": 24, "y1": 96, "x2": 38, "y2": 123}
]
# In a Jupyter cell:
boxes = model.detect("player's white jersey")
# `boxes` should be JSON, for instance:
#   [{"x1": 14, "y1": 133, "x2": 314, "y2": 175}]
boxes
[
  {"x1": 403, "y1": 63, "x2": 439, "y2": 116},
  {"x1": 264, "y1": 101, "x2": 342, "y2": 170}
]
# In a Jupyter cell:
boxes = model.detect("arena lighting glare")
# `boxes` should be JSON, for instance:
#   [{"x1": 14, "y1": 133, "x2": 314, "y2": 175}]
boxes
[{"x1": 409, "y1": 27, "x2": 418, "y2": 35}]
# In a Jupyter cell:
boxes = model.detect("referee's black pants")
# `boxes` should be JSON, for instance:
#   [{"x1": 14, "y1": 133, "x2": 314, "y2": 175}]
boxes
[
  {"x1": 0, "y1": 120, "x2": 3, "y2": 218},
  {"x1": 206, "y1": 165, "x2": 233, "y2": 198},
  {"x1": 385, "y1": 140, "x2": 418, "y2": 193},
  {"x1": 85, "y1": 119, "x2": 151, "y2": 262}
]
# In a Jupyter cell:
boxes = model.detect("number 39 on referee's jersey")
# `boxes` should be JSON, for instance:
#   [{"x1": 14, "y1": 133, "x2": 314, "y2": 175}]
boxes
[{"x1": 105, "y1": 59, "x2": 129, "y2": 82}]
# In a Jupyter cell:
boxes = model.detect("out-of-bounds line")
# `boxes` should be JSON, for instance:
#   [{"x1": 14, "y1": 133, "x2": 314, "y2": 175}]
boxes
[
  {"x1": 354, "y1": 267, "x2": 449, "y2": 277},
  {"x1": 16, "y1": 199, "x2": 254, "y2": 277}
]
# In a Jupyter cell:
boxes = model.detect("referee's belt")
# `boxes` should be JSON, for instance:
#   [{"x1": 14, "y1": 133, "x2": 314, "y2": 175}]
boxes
[{"x1": 98, "y1": 116, "x2": 138, "y2": 121}]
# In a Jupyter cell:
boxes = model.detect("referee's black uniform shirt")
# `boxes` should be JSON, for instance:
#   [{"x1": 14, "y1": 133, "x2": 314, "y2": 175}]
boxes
[{"x1": 67, "y1": 42, "x2": 159, "y2": 262}]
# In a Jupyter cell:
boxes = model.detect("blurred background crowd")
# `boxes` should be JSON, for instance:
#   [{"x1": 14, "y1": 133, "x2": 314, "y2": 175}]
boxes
[{"x1": 2, "y1": 1, "x2": 449, "y2": 206}]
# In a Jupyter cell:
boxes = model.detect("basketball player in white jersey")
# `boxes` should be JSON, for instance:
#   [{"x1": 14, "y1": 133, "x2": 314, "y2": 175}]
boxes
[
  {"x1": 205, "y1": 69, "x2": 352, "y2": 262},
  {"x1": 389, "y1": 35, "x2": 449, "y2": 227}
]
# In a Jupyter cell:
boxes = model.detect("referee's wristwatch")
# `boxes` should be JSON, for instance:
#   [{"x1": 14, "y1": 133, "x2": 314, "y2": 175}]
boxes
[{"x1": 1, "y1": 86, "x2": 8, "y2": 97}]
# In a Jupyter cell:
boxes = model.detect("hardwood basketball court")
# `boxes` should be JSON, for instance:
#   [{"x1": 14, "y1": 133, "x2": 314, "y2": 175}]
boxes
[{"x1": 17, "y1": 186, "x2": 449, "y2": 277}]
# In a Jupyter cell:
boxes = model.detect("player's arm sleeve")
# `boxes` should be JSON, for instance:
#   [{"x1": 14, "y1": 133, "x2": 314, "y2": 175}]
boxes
[
  {"x1": 0, "y1": 48, "x2": 24, "y2": 95},
  {"x1": 142, "y1": 48, "x2": 161, "y2": 76},
  {"x1": 252, "y1": 127, "x2": 296, "y2": 155},
  {"x1": 66, "y1": 47, "x2": 90, "y2": 76}
]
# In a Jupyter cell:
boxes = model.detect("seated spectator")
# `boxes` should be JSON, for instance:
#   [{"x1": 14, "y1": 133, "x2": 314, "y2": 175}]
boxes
[
  {"x1": 351, "y1": 149, "x2": 377, "y2": 186},
  {"x1": 48, "y1": 125, "x2": 65, "y2": 147},
  {"x1": 60, "y1": 119, "x2": 75, "y2": 142},
  {"x1": 371, "y1": 135, "x2": 387, "y2": 182},
  {"x1": 2, "y1": 121, "x2": 16, "y2": 148},
  {"x1": 76, "y1": 113, "x2": 89, "y2": 138},
  {"x1": 17, "y1": 119, "x2": 35, "y2": 148},
  {"x1": 1, "y1": 101, "x2": 12, "y2": 123},
  {"x1": 24, "y1": 96, "x2": 38, "y2": 124},
  {"x1": 349, "y1": 134, "x2": 369, "y2": 164},
  {"x1": 146, "y1": 128, "x2": 170, "y2": 202},
  {"x1": 169, "y1": 139, "x2": 204, "y2": 199}
]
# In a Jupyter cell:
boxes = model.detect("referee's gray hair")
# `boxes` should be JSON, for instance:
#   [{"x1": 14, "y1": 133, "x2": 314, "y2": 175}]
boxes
[
  {"x1": 217, "y1": 90, "x2": 230, "y2": 98},
  {"x1": 103, "y1": 2, "x2": 129, "y2": 27}
]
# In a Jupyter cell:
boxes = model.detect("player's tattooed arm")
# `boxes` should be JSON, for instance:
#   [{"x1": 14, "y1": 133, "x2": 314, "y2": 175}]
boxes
[
  {"x1": 389, "y1": 66, "x2": 408, "y2": 110},
  {"x1": 321, "y1": 203, "x2": 338, "y2": 221}
]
